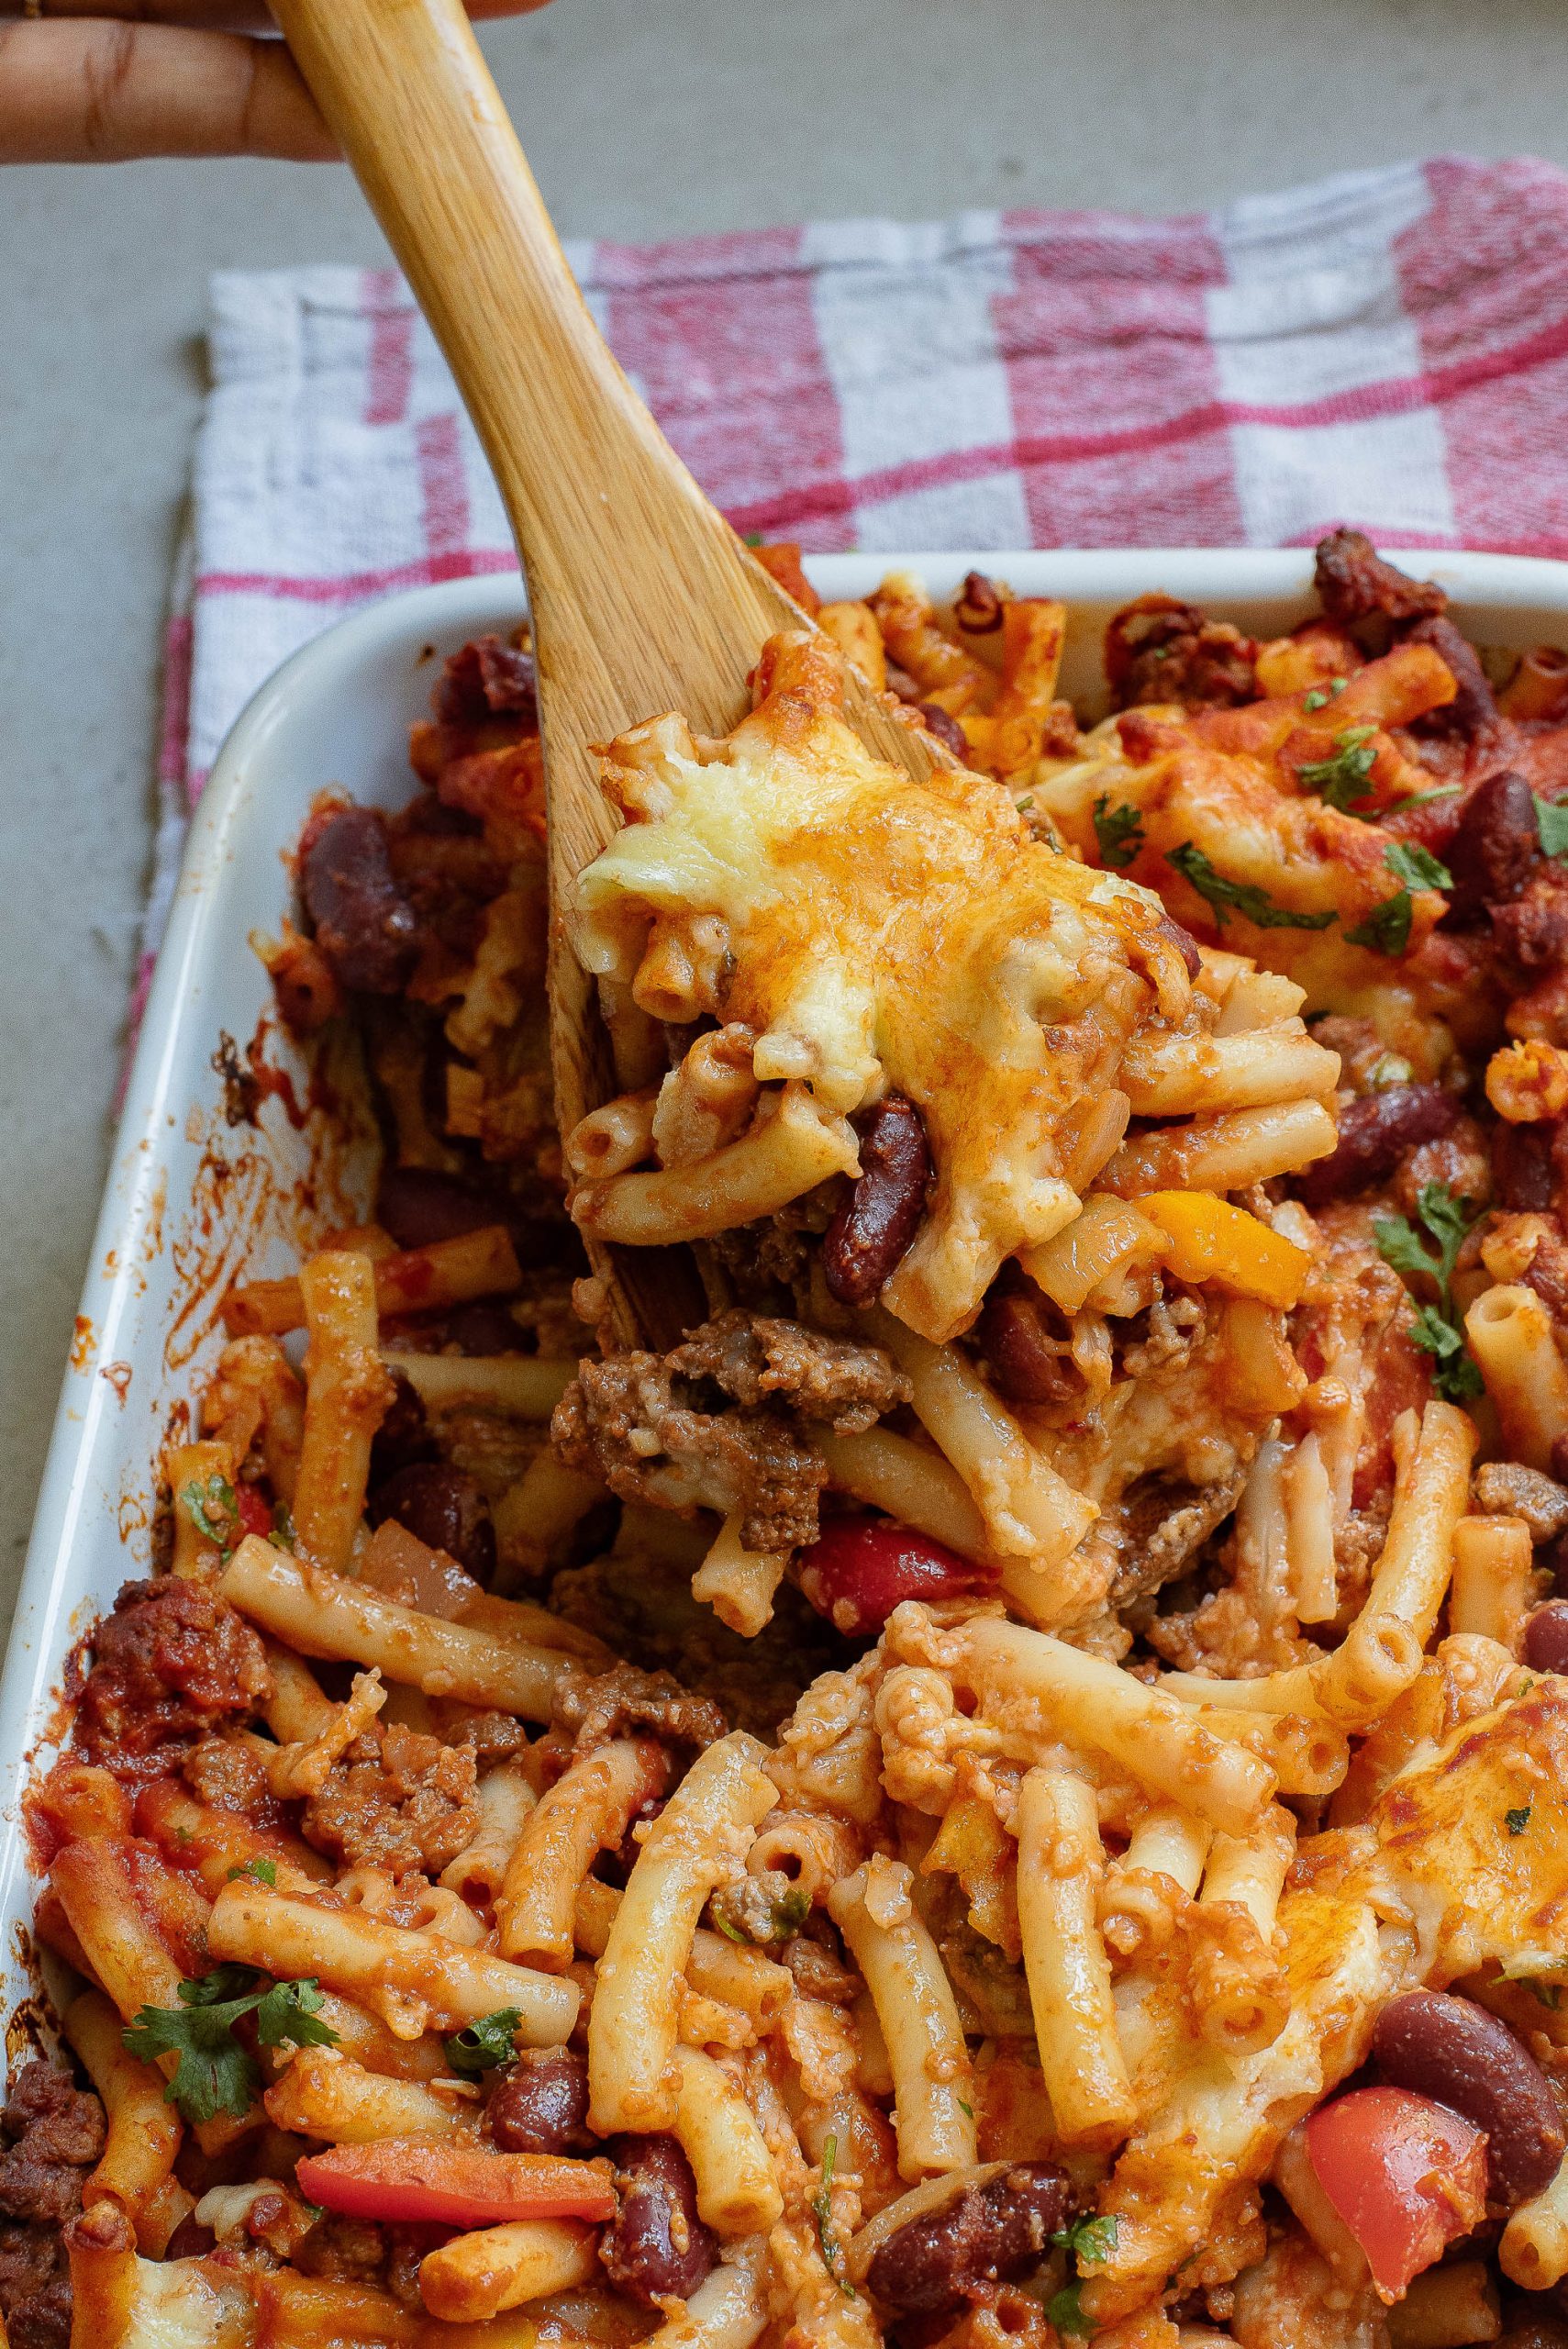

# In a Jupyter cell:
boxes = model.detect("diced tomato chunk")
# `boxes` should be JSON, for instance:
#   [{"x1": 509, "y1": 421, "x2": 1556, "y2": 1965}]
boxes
[
  {"x1": 1305, "y1": 2086, "x2": 1488, "y2": 2301},
  {"x1": 797, "y1": 1518, "x2": 995, "y2": 1636},
  {"x1": 294, "y1": 2140, "x2": 616, "y2": 2229},
  {"x1": 235, "y1": 1486, "x2": 273, "y2": 1541}
]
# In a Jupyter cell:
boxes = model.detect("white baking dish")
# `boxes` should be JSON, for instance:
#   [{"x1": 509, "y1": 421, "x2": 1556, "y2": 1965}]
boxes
[{"x1": 11, "y1": 546, "x2": 1568, "y2": 2033}]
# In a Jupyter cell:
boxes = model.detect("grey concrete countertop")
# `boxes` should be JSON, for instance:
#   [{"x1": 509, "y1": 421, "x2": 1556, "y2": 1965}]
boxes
[{"x1": 5, "y1": 0, "x2": 1568, "y2": 1618}]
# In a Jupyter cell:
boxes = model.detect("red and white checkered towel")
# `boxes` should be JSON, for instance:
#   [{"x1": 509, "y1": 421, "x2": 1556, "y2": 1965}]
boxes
[{"x1": 140, "y1": 153, "x2": 1568, "y2": 1015}]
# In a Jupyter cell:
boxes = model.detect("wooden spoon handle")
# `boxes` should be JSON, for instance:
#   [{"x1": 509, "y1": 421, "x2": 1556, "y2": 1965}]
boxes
[{"x1": 268, "y1": 0, "x2": 684, "y2": 597}]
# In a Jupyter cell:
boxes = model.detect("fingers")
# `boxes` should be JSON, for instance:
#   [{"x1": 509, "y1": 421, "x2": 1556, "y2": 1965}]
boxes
[{"x1": 0, "y1": 20, "x2": 339, "y2": 161}]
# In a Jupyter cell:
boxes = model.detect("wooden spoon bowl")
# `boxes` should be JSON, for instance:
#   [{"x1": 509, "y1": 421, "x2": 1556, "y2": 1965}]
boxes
[{"x1": 269, "y1": 0, "x2": 950, "y2": 1345}]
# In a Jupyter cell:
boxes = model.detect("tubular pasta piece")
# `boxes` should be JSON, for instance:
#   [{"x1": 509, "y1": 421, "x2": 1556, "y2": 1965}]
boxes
[
  {"x1": 1451, "y1": 1514, "x2": 1536, "y2": 1653},
  {"x1": 640, "y1": 2238, "x2": 769, "y2": 2349},
  {"x1": 292, "y1": 1252, "x2": 393, "y2": 1576},
  {"x1": 498, "y1": 1739, "x2": 665, "y2": 1971},
  {"x1": 814, "y1": 1424, "x2": 992, "y2": 1562},
  {"x1": 381, "y1": 1351, "x2": 575, "y2": 1418},
  {"x1": 691, "y1": 1511, "x2": 788, "y2": 1637},
  {"x1": 219, "y1": 1537, "x2": 572, "y2": 1719},
  {"x1": 1118, "y1": 1030, "x2": 1339, "y2": 1119},
  {"x1": 1015, "y1": 1768, "x2": 1135, "y2": 2141},
  {"x1": 570, "y1": 1081, "x2": 861, "y2": 1246},
  {"x1": 206, "y1": 1877, "x2": 578, "y2": 2044},
  {"x1": 225, "y1": 1225, "x2": 521, "y2": 1338},
  {"x1": 64, "y1": 1991, "x2": 189, "y2": 2256},
  {"x1": 263, "y1": 2047, "x2": 470, "y2": 2143},
  {"x1": 417, "y1": 2219, "x2": 601, "y2": 2321},
  {"x1": 1099, "y1": 1099, "x2": 1337, "y2": 1197},
  {"x1": 1018, "y1": 1197, "x2": 1164, "y2": 1316},
  {"x1": 1503, "y1": 2149, "x2": 1568, "y2": 2288},
  {"x1": 440, "y1": 1761, "x2": 539, "y2": 1901},
  {"x1": 828, "y1": 1861, "x2": 976, "y2": 2180},
  {"x1": 1466, "y1": 1284, "x2": 1568, "y2": 1472},
  {"x1": 952, "y1": 1616, "x2": 1275, "y2": 1836},
  {"x1": 671, "y1": 2048, "x2": 784, "y2": 2234},
  {"x1": 165, "y1": 1440, "x2": 237, "y2": 1581},
  {"x1": 1198, "y1": 1806, "x2": 1296, "y2": 1938}
]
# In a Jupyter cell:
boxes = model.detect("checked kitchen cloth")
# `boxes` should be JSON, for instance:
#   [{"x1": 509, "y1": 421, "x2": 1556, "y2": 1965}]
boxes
[{"x1": 139, "y1": 152, "x2": 1568, "y2": 1014}]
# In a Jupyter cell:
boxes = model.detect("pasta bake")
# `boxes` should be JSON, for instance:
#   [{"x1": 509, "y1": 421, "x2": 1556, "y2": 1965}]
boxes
[{"x1": 23, "y1": 535, "x2": 1568, "y2": 2349}]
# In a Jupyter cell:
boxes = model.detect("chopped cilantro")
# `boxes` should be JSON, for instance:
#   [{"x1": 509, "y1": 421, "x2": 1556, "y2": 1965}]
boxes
[
  {"x1": 742, "y1": 532, "x2": 765, "y2": 548},
  {"x1": 1046, "y1": 2283, "x2": 1092, "y2": 2337},
  {"x1": 268, "y1": 1503, "x2": 295, "y2": 1551},
  {"x1": 1051, "y1": 2213, "x2": 1118, "y2": 2266},
  {"x1": 814, "y1": 2134, "x2": 854, "y2": 2296},
  {"x1": 1092, "y1": 794, "x2": 1145, "y2": 870},
  {"x1": 227, "y1": 1857, "x2": 276, "y2": 1887},
  {"x1": 1302, "y1": 677, "x2": 1349, "y2": 713},
  {"x1": 1373, "y1": 1182, "x2": 1485, "y2": 1403},
  {"x1": 1508, "y1": 1807, "x2": 1533, "y2": 1835},
  {"x1": 180, "y1": 1472, "x2": 238, "y2": 1557},
  {"x1": 1345, "y1": 842, "x2": 1452, "y2": 958},
  {"x1": 1534, "y1": 792, "x2": 1568, "y2": 859},
  {"x1": 124, "y1": 1967, "x2": 337, "y2": 2124},
  {"x1": 1165, "y1": 842, "x2": 1336, "y2": 931},
  {"x1": 445, "y1": 2008, "x2": 523, "y2": 2074},
  {"x1": 1017, "y1": 795, "x2": 1035, "y2": 811},
  {"x1": 957, "y1": 2099, "x2": 974, "y2": 2120},
  {"x1": 1401, "y1": 784, "x2": 1462, "y2": 810},
  {"x1": 1298, "y1": 724, "x2": 1378, "y2": 809}
]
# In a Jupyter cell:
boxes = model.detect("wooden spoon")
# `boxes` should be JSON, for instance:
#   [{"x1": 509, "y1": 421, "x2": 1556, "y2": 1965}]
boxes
[{"x1": 270, "y1": 0, "x2": 948, "y2": 1345}]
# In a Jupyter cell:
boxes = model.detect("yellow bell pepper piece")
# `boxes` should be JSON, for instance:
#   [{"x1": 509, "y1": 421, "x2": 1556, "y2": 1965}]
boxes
[{"x1": 1138, "y1": 1191, "x2": 1310, "y2": 1309}]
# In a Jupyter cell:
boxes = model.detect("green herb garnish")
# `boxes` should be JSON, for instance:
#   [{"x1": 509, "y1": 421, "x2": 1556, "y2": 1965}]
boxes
[
  {"x1": 1345, "y1": 841, "x2": 1452, "y2": 957},
  {"x1": 1051, "y1": 2213, "x2": 1118, "y2": 2265},
  {"x1": 124, "y1": 1967, "x2": 337, "y2": 2123},
  {"x1": 227, "y1": 1857, "x2": 276, "y2": 1887},
  {"x1": 1508, "y1": 1807, "x2": 1533, "y2": 1836},
  {"x1": 815, "y1": 2134, "x2": 854, "y2": 2296},
  {"x1": 445, "y1": 2008, "x2": 524, "y2": 2075},
  {"x1": 180, "y1": 1472, "x2": 239, "y2": 1558},
  {"x1": 1372, "y1": 1181, "x2": 1485, "y2": 1402},
  {"x1": 1302, "y1": 677, "x2": 1348, "y2": 713},
  {"x1": 1165, "y1": 842, "x2": 1337, "y2": 931},
  {"x1": 1535, "y1": 792, "x2": 1568, "y2": 859},
  {"x1": 1299, "y1": 723, "x2": 1378, "y2": 809},
  {"x1": 1046, "y1": 2283, "x2": 1092, "y2": 2337},
  {"x1": 1092, "y1": 794, "x2": 1145, "y2": 870}
]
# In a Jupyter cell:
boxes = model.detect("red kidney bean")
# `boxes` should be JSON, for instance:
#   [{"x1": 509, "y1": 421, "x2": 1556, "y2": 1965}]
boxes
[
  {"x1": 1373, "y1": 1990, "x2": 1565, "y2": 2203},
  {"x1": 487, "y1": 2050, "x2": 591, "y2": 2154},
  {"x1": 301, "y1": 808, "x2": 419, "y2": 995},
  {"x1": 978, "y1": 1285, "x2": 1080, "y2": 1408},
  {"x1": 434, "y1": 635, "x2": 538, "y2": 728},
  {"x1": 1294, "y1": 1084, "x2": 1460, "y2": 1208},
  {"x1": 866, "y1": 2165, "x2": 1073, "y2": 2316},
  {"x1": 823, "y1": 1095, "x2": 931, "y2": 1304},
  {"x1": 1444, "y1": 770, "x2": 1540, "y2": 920},
  {"x1": 162, "y1": 2215, "x2": 217, "y2": 2259},
  {"x1": 796, "y1": 1519, "x2": 996, "y2": 1638},
  {"x1": 369, "y1": 1371, "x2": 438, "y2": 1486},
  {"x1": 953, "y1": 571, "x2": 1005, "y2": 633},
  {"x1": 377, "y1": 1167, "x2": 505, "y2": 1251},
  {"x1": 1523, "y1": 1601, "x2": 1568, "y2": 1675},
  {"x1": 443, "y1": 1302, "x2": 525, "y2": 1356},
  {"x1": 916, "y1": 703, "x2": 969, "y2": 761},
  {"x1": 370, "y1": 1464, "x2": 496, "y2": 1585},
  {"x1": 600, "y1": 2136, "x2": 716, "y2": 2305},
  {"x1": 1495, "y1": 1121, "x2": 1557, "y2": 1214},
  {"x1": 1407, "y1": 615, "x2": 1502, "y2": 746}
]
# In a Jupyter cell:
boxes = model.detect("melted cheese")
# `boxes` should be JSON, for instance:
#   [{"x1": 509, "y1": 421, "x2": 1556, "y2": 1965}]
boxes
[{"x1": 573, "y1": 634, "x2": 1205, "y2": 1340}]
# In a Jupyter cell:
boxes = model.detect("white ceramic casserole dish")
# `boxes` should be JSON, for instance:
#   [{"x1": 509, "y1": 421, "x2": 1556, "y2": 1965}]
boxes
[{"x1": 11, "y1": 546, "x2": 1568, "y2": 2036}]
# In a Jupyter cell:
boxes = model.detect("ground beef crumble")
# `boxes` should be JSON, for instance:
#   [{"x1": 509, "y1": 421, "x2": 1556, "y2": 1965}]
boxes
[
  {"x1": 550, "y1": 1663, "x2": 726, "y2": 1758},
  {"x1": 0, "y1": 2063, "x2": 106, "y2": 2349},
  {"x1": 77, "y1": 1578, "x2": 272, "y2": 1773},
  {"x1": 300, "y1": 1722, "x2": 479, "y2": 1877},
  {"x1": 551, "y1": 1311, "x2": 906, "y2": 1554}
]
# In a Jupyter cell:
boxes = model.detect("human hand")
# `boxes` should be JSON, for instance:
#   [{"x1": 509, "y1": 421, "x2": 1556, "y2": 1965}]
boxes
[{"x1": 0, "y1": 0, "x2": 550, "y2": 162}]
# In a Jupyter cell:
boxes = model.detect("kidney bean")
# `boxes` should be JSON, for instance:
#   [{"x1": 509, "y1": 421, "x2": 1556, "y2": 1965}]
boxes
[
  {"x1": 1495, "y1": 1120, "x2": 1557, "y2": 1214},
  {"x1": 376, "y1": 1167, "x2": 505, "y2": 1251},
  {"x1": 978, "y1": 1285, "x2": 1081, "y2": 1408},
  {"x1": 797, "y1": 1518, "x2": 997, "y2": 1638},
  {"x1": 823, "y1": 1095, "x2": 931, "y2": 1304},
  {"x1": 1407, "y1": 615, "x2": 1502, "y2": 746},
  {"x1": 370, "y1": 1463, "x2": 496, "y2": 1585},
  {"x1": 1445, "y1": 770, "x2": 1540, "y2": 920},
  {"x1": 916, "y1": 703, "x2": 969, "y2": 761},
  {"x1": 600, "y1": 2136, "x2": 716, "y2": 2306},
  {"x1": 866, "y1": 2164, "x2": 1072, "y2": 2316},
  {"x1": 369, "y1": 1371, "x2": 438, "y2": 1486},
  {"x1": 301, "y1": 807, "x2": 419, "y2": 995},
  {"x1": 1294, "y1": 1084, "x2": 1460, "y2": 1208},
  {"x1": 487, "y1": 2049, "x2": 590, "y2": 2155},
  {"x1": 162, "y1": 2215, "x2": 217, "y2": 2259},
  {"x1": 953, "y1": 571, "x2": 1005, "y2": 633},
  {"x1": 1373, "y1": 1990, "x2": 1565, "y2": 2203},
  {"x1": 443, "y1": 1302, "x2": 524, "y2": 1356},
  {"x1": 434, "y1": 635, "x2": 538, "y2": 728},
  {"x1": 1524, "y1": 1601, "x2": 1568, "y2": 1675},
  {"x1": 1156, "y1": 912, "x2": 1203, "y2": 979}
]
